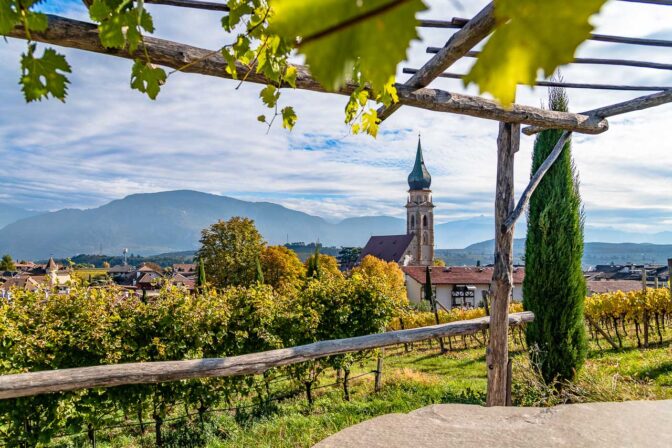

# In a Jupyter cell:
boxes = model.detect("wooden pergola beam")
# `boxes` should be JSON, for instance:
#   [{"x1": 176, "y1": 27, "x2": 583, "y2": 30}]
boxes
[
  {"x1": 425, "y1": 48, "x2": 672, "y2": 71},
  {"x1": 503, "y1": 131, "x2": 572, "y2": 231},
  {"x1": 420, "y1": 20, "x2": 672, "y2": 48},
  {"x1": 522, "y1": 89, "x2": 672, "y2": 135},
  {"x1": 145, "y1": 0, "x2": 230, "y2": 12},
  {"x1": 377, "y1": 2, "x2": 496, "y2": 122},
  {"x1": 395, "y1": 86, "x2": 607, "y2": 134},
  {"x1": 7, "y1": 15, "x2": 609, "y2": 135},
  {"x1": 402, "y1": 68, "x2": 672, "y2": 91}
]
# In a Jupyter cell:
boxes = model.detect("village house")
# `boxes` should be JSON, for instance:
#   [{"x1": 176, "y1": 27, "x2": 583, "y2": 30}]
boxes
[{"x1": 403, "y1": 265, "x2": 525, "y2": 310}]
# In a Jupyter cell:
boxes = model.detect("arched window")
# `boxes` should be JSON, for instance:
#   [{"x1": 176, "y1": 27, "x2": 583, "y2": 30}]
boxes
[
  {"x1": 422, "y1": 215, "x2": 428, "y2": 228},
  {"x1": 410, "y1": 215, "x2": 415, "y2": 229}
]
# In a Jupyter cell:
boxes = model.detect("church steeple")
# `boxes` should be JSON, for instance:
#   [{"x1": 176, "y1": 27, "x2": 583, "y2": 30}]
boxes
[
  {"x1": 405, "y1": 134, "x2": 435, "y2": 266},
  {"x1": 407, "y1": 135, "x2": 431, "y2": 190}
]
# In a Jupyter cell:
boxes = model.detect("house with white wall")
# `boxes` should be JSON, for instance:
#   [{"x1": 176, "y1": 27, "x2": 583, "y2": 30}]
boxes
[{"x1": 402, "y1": 265, "x2": 525, "y2": 310}]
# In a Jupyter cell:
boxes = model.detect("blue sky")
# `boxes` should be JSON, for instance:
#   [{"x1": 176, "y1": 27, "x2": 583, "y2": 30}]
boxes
[{"x1": 1, "y1": 0, "x2": 671, "y2": 233}]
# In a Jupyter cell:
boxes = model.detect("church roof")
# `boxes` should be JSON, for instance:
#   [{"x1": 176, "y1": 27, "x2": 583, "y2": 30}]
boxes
[
  {"x1": 407, "y1": 136, "x2": 431, "y2": 190},
  {"x1": 360, "y1": 234, "x2": 415, "y2": 263},
  {"x1": 45, "y1": 257, "x2": 58, "y2": 272}
]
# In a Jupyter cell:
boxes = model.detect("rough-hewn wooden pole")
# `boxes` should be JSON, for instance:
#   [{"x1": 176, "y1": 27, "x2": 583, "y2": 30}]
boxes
[
  {"x1": 374, "y1": 349, "x2": 384, "y2": 393},
  {"x1": 642, "y1": 268, "x2": 649, "y2": 348},
  {"x1": 486, "y1": 122, "x2": 520, "y2": 407}
]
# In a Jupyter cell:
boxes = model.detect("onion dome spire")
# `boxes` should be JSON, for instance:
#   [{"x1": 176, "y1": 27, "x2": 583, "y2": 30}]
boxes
[{"x1": 407, "y1": 134, "x2": 431, "y2": 190}]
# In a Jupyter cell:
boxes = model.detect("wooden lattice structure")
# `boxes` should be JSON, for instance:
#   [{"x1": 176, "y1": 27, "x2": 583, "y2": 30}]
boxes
[{"x1": 4, "y1": 0, "x2": 672, "y2": 407}]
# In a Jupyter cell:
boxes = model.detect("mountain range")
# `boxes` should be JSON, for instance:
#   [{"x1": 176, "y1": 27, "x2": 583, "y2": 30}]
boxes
[
  {"x1": 437, "y1": 239, "x2": 672, "y2": 267},
  {"x1": 0, "y1": 190, "x2": 670, "y2": 260}
]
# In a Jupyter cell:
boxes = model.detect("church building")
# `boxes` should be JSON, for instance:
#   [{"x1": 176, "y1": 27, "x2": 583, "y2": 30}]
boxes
[{"x1": 360, "y1": 136, "x2": 435, "y2": 266}]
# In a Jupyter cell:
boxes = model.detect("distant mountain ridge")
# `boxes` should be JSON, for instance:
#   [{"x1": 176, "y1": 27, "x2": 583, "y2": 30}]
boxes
[
  {"x1": 437, "y1": 239, "x2": 672, "y2": 267},
  {"x1": 0, "y1": 190, "x2": 670, "y2": 260},
  {"x1": 0, "y1": 203, "x2": 39, "y2": 230}
]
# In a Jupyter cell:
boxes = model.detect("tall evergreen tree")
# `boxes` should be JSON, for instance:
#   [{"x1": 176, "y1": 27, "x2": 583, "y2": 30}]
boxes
[
  {"x1": 306, "y1": 244, "x2": 321, "y2": 279},
  {"x1": 523, "y1": 86, "x2": 587, "y2": 383},
  {"x1": 255, "y1": 257, "x2": 265, "y2": 284},
  {"x1": 197, "y1": 259, "x2": 207, "y2": 292}
]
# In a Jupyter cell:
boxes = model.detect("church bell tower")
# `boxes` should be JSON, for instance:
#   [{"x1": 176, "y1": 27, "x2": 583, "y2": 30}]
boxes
[{"x1": 406, "y1": 136, "x2": 434, "y2": 266}]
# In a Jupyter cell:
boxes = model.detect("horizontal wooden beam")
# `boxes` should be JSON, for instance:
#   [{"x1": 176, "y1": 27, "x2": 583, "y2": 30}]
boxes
[
  {"x1": 7, "y1": 15, "x2": 610, "y2": 134},
  {"x1": 396, "y1": 86, "x2": 608, "y2": 134},
  {"x1": 419, "y1": 20, "x2": 672, "y2": 48},
  {"x1": 146, "y1": 0, "x2": 229, "y2": 11},
  {"x1": 0, "y1": 312, "x2": 535, "y2": 399},
  {"x1": 402, "y1": 68, "x2": 672, "y2": 91},
  {"x1": 377, "y1": 2, "x2": 496, "y2": 122},
  {"x1": 522, "y1": 89, "x2": 672, "y2": 135},
  {"x1": 618, "y1": 0, "x2": 672, "y2": 5},
  {"x1": 503, "y1": 131, "x2": 572, "y2": 231},
  {"x1": 425, "y1": 47, "x2": 672, "y2": 71}
]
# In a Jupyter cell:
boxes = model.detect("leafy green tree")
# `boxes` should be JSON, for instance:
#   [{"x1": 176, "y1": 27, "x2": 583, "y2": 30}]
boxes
[
  {"x1": 305, "y1": 252, "x2": 342, "y2": 281},
  {"x1": 0, "y1": 254, "x2": 16, "y2": 271},
  {"x1": 351, "y1": 255, "x2": 407, "y2": 311},
  {"x1": 337, "y1": 247, "x2": 361, "y2": 271},
  {"x1": 260, "y1": 245, "x2": 306, "y2": 295},
  {"x1": 197, "y1": 217, "x2": 265, "y2": 288},
  {"x1": 523, "y1": 86, "x2": 587, "y2": 383}
]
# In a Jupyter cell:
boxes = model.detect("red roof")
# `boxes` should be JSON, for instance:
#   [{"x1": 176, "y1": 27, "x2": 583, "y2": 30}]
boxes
[
  {"x1": 587, "y1": 280, "x2": 642, "y2": 294},
  {"x1": 403, "y1": 266, "x2": 524, "y2": 286}
]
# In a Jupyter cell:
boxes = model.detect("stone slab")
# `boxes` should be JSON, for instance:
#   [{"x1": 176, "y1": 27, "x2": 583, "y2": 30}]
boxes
[{"x1": 313, "y1": 400, "x2": 672, "y2": 448}]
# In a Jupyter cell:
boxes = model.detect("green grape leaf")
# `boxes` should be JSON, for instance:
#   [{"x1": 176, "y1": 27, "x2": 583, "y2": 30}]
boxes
[
  {"x1": 464, "y1": 0, "x2": 607, "y2": 105},
  {"x1": 89, "y1": 0, "x2": 154, "y2": 53},
  {"x1": 257, "y1": 114, "x2": 267, "y2": 123},
  {"x1": 281, "y1": 106, "x2": 297, "y2": 130},
  {"x1": 20, "y1": 44, "x2": 72, "y2": 102},
  {"x1": 130, "y1": 60, "x2": 166, "y2": 100},
  {"x1": 0, "y1": 1, "x2": 19, "y2": 35},
  {"x1": 259, "y1": 84, "x2": 279, "y2": 108},
  {"x1": 270, "y1": 0, "x2": 427, "y2": 92}
]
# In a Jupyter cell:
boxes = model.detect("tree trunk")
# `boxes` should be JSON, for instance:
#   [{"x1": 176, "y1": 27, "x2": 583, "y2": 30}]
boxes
[
  {"x1": 486, "y1": 121, "x2": 519, "y2": 407},
  {"x1": 87, "y1": 423, "x2": 96, "y2": 448}
]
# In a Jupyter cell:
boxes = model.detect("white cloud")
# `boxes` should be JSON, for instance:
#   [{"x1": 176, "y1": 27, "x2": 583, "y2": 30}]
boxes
[{"x1": 0, "y1": 0, "x2": 670, "y2": 234}]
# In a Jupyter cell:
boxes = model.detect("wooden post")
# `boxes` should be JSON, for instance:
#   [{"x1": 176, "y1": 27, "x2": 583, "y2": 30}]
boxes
[
  {"x1": 586, "y1": 316, "x2": 619, "y2": 350},
  {"x1": 668, "y1": 259, "x2": 672, "y2": 290},
  {"x1": 505, "y1": 358, "x2": 513, "y2": 407},
  {"x1": 642, "y1": 268, "x2": 649, "y2": 348},
  {"x1": 486, "y1": 121, "x2": 519, "y2": 407},
  {"x1": 374, "y1": 349, "x2": 384, "y2": 393}
]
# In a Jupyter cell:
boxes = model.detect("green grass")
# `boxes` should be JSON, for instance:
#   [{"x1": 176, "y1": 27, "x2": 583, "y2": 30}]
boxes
[{"x1": 52, "y1": 339, "x2": 672, "y2": 448}]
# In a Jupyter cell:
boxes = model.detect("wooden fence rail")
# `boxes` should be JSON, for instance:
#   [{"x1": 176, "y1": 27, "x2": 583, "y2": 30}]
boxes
[{"x1": 0, "y1": 312, "x2": 533, "y2": 400}]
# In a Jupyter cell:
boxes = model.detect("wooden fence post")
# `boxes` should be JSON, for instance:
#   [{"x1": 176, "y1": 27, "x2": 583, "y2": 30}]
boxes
[
  {"x1": 374, "y1": 349, "x2": 384, "y2": 393},
  {"x1": 643, "y1": 269, "x2": 649, "y2": 348},
  {"x1": 486, "y1": 121, "x2": 519, "y2": 407},
  {"x1": 505, "y1": 358, "x2": 513, "y2": 406}
]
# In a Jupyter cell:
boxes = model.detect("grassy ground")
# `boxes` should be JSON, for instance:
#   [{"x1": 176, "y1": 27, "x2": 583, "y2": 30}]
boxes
[{"x1": 60, "y1": 336, "x2": 671, "y2": 448}]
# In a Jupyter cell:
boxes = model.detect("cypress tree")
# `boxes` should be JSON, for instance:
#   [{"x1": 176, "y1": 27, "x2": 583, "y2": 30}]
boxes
[
  {"x1": 523, "y1": 86, "x2": 587, "y2": 383},
  {"x1": 424, "y1": 266, "x2": 433, "y2": 302},
  {"x1": 197, "y1": 259, "x2": 207, "y2": 292},
  {"x1": 307, "y1": 244, "x2": 321, "y2": 279},
  {"x1": 255, "y1": 257, "x2": 264, "y2": 284}
]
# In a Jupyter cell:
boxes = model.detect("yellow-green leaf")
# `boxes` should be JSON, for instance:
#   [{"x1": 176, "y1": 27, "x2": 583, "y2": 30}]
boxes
[
  {"x1": 464, "y1": 0, "x2": 607, "y2": 105},
  {"x1": 270, "y1": 0, "x2": 427, "y2": 92}
]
